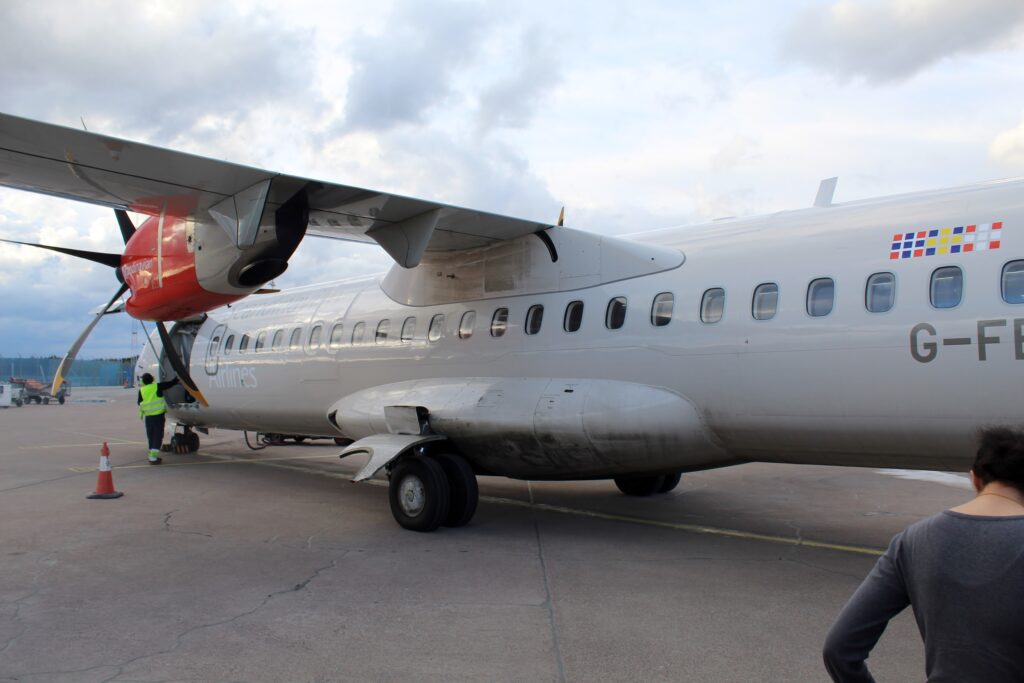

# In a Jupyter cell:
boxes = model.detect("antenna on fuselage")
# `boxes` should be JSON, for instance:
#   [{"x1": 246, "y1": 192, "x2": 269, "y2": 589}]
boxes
[
  {"x1": 814, "y1": 177, "x2": 838, "y2": 208},
  {"x1": 557, "y1": 207, "x2": 565, "y2": 227}
]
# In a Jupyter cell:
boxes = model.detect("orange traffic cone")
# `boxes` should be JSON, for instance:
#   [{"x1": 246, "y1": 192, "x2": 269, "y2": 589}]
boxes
[{"x1": 87, "y1": 442, "x2": 124, "y2": 499}]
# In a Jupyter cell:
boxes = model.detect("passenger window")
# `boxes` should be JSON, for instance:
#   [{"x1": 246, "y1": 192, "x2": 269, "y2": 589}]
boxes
[
  {"x1": 807, "y1": 278, "x2": 835, "y2": 317},
  {"x1": 271, "y1": 329, "x2": 285, "y2": 351},
  {"x1": 351, "y1": 322, "x2": 366, "y2": 345},
  {"x1": 865, "y1": 272, "x2": 895, "y2": 313},
  {"x1": 400, "y1": 317, "x2": 416, "y2": 343},
  {"x1": 224, "y1": 334, "x2": 235, "y2": 354},
  {"x1": 255, "y1": 331, "x2": 267, "y2": 352},
  {"x1": 651, "y1": 293, "x2": 673, "y2": 327},
  {"x1": 1001, "y1": 261, "x2": 1024, "y2": 304},
  {"x1": 700, "y1": 288, "x2": 725, "y2": 324},
  {"x1": 289, "y1": 328, "x2": 302, "y2": 350},
  {"x1": 375, "y1": 320, "x2": 390, "y2": 344},
  {"x1": 239, "y1": 334, "x2": 250, "y2": 354},
  {"x1": 491, "y1": 308, "x2": 509, "y2": 337},
  {"x1": 329, "y1": 323, "x2": 345, "y2": 349},
  {"x1": 930, "y1": 267, "x2": 963, "y2": 309},
  {"x1": 526, "y1": 305, "x2": 544, "y2": 335},
  {"x1": 308, "y1": 324, "x2": 323, "y2": 350},
  {"x1": 752, "y1": 283, "x2": 778, "y2": 321},
  {"x1": 428, "y1": 314, "x2": 445, "y2": 342},
  {"x1": 606, "y1": 297, "x2": 627, "y2": 329},
  {"x1": 564, "y1": 300, "x2": 584, "y2": 332},
  {"x1": 459, "y1": 311, "x2": 476, "y2": 339}
]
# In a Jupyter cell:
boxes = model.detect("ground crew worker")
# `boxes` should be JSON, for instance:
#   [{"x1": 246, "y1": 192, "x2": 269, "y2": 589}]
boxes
[{"x1": 137, "y1": 373, "x2": 179, "y2": 465}]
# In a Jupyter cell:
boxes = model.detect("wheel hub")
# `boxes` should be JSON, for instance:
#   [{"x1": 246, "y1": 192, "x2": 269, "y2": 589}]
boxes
[{"x1": 398, "y1": 474, "x2": 426, "y2": 517}]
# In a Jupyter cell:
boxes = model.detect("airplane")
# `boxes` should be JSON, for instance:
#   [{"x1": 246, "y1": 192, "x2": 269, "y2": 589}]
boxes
[{"x1": 1, "y1": 111, "x2": 1022, "y2": 531}]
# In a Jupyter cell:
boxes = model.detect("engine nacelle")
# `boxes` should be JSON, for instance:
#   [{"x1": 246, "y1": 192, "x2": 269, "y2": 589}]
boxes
[{"x1": 121, "y1": 189, "x2": 308, "y2": 321}]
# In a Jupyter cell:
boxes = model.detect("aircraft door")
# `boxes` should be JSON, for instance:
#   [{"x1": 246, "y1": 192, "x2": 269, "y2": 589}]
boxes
[
  {"x1": 204, "y1": 324, "x2": 226, "y2": 376},
  {"x1": 159, "y1": 321, "x2": 201, "y2": 404}
]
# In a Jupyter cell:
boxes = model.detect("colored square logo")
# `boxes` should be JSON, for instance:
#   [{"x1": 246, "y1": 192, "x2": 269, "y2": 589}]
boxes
[
  {"x1": 914, "y1": 248, "x2": 924, "y2": 257},
  {"x1": 926, "y1": 247, "x2": 936, "y2": 256},
  {"x1": 915, "y1": 240, "x2": 925, "y2": 247},
  {"x1": 890, "y1": 252, "x2": 899, "y2": 260},
  {"x1": 939, "y1": 246, "x2": 949, "y2": 255},
  {"x1": 929, "y1": 229, "x2": 939, "y2": 237},
  {"x1": 917, "y1": 231, "x2": 926, "y2": 238},
  {"x1": 953, "y1": 226, "x2": 963, "y2": 234},
  {"x1": 966, "y1": 225, "x2": 976, "y2": 233},
  {"x1": 964, "y1": 244, "x2": 974, "y2": 252},
  {"x1": 994, "y1": 221, "x2": 1003, "y2": 230},
  {"x1": 902, "y1": 250, "x2": 912, "y2": 258},
  {"x1": 904, "y1": 232, "x2": 914, "y2": 240},
  {"x1": 991, "y1": 240, "x2": 1001, "y2": 250},
  {"x1": 941, "y1": 227, "x2": 952, "y2": 236},
  {"x1": 951, "y1": 245, "x2": 961, "y2": 254}
]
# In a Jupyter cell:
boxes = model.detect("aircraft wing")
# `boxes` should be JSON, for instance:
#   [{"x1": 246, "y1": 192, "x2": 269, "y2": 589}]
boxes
[{"x1": 0, "y1": 112, "x2": 553, "y2": 266}]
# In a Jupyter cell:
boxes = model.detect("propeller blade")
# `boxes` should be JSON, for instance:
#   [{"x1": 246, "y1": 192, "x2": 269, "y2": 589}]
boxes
[
  {"x1": 156, "y1": 321, "x2": 209, "y2": 407},
  {"x1": 52, "y1": 283, "x2": 130, "y2": 395},
  {"x1": 115, "y1": 209, "x2": 136, "y2": 245},
  {"x1": 0, "y1": 238, "x2": 122, "y2": 269}
]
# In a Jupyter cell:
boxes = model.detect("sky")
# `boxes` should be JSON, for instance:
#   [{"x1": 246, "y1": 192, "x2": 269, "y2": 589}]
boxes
[{"x1": 1, "y1": 0, "x2": 1024, "y2": 359}]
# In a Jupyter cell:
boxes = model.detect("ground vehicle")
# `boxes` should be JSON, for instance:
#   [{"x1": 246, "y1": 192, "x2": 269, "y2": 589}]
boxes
[{"x1": 9, "y1": 378, "x2": 67, "y2": 405}]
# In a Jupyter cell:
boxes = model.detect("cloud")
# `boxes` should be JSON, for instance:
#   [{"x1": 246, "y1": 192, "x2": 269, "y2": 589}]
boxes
[
  {"x1": 782, "y1": 0, "x2": 1024, "y2": 83},
  {"x1": 342, "y1": 0, "x2": 492, "y2": 131},
  {"x1": 990, "y1": 118, "x2": 1024, "y2": 168},
  {"x1": 0, "y1": 0, "x2": 318, "y2": 142},
  {"x1": 475, "y1": 29, "x2": 562, "y2": 134}
]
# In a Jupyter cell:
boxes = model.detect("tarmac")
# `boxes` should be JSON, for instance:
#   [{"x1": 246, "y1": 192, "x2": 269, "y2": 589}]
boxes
[{"x1": 0, "y1": 387, "x2": 971, "y2": 682}]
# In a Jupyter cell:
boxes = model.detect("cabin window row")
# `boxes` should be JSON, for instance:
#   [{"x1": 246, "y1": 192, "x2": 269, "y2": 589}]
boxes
[
  {"x1": 219, "y1": 260, "x2": 1024, "y2": 353},
  {"x1": 220, "y1": 292, "x2": 679, "y2": 355},
  {"x1": 706, "y1": 260, "x2": 1024, "y2": 323}
]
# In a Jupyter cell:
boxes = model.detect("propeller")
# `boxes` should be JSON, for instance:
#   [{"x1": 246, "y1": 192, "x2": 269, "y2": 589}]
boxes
[{"x1": 4, "y1": 208, "x2": 208, "y2": 406}]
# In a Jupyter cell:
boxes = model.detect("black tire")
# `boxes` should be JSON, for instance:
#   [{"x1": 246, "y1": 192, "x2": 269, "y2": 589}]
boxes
[
  {"x1": 657, "y1": 472, "x2": 682, "y2": 493},
  {"x1": 293, "y1": 436, "x2": 306, "y2": 443},
  {"x1": 187, "y1": 432, "x2": 200, "y2": 452},
  {"x1": 614, "y1": 475, "x2": 665, "y2": 497},
  {"x1": 431, "y1": 453, "x2": 479, "y2": 528},
  {"x1": 42, "y1": 397, "x2": 49, "y2": 405},
  {"x1": 57, "y1": 396, "x2": 65, "y2": 405},
  {"x1": 389, "y1": 457, "x2": 451, "y2": 532}
]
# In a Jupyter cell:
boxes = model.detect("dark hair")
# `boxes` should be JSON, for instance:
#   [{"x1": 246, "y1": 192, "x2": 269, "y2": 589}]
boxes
[
  {"x1": 973, "y1": 427, "x2": 1024, "y2": 490},
  {"x1": 141, "y1": 373, "x2": 154, "y2": 385}
]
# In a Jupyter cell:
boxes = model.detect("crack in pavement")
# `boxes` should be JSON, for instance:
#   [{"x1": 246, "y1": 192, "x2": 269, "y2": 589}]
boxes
[
  {"x1": 8, "y1": 560, "x2": 338, "y2": 683},
  {"x1": 533, "y1": 521, "x2": 567, "y2": 683},
  {"x1": 162, "y1": 510, "x2": 213, "y2": 538}
]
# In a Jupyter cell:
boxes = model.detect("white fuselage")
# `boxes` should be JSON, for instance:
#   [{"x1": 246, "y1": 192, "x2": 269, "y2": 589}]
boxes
[{"x1": 141, "y1": 178, "x2": 1024, "y2": 480}]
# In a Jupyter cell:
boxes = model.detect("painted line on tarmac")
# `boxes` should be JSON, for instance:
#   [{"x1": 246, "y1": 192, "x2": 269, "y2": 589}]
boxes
[
  {"x1": 478, "y1": 495, "x2": 885, "y2": 557},
  {"x1": 79, "y1": 452, "x2": 884, "y2": 557},
  {"x1": 68, "y1": 452, "x2": 345, "y2": 472},
  {"x1": 22, "y1": 440, "x2": 145, "y2": 451}
]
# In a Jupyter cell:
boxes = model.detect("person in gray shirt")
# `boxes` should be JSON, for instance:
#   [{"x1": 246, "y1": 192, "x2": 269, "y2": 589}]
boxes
[{"x1": 823, "y1": 427, "x2": 1024, "y2": 682}]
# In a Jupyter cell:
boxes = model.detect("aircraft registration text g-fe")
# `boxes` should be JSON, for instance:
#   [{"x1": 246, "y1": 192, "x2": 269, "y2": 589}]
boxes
[{"x1": 910, "y1": 319, "x2": 1024, "y2": 362}]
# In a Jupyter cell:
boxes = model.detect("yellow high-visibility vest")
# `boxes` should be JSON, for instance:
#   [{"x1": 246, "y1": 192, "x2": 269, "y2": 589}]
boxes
[{"x1": 139, "y1": 383, "x2": 167, "y2": 417}]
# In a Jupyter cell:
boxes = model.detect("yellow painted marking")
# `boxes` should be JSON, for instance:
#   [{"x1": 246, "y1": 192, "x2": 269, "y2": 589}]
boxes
[
  {"x1": 72, "y1": 453, "x2": 885, "y2": 557},
  {"x1": 21, "y1": 440, "x2": 145, "y2": 451}
]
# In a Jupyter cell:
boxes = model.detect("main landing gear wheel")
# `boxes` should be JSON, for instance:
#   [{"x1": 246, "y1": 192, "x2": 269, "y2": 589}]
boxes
[
  {"x1": 657, "y1": 472, "x2": 682, "y2": 493},
  {"x1": 614, "y1": 475, "x2": 666, "y2": 497},
  {"x1": 389, "y1": 457, "x2": 451, "y2": 532},
  {"x1": 432, "y1": 453, "x2": 479, "y2": 528}
]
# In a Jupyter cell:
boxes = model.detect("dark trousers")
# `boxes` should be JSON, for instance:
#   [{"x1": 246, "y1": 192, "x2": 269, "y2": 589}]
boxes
[{"x1": 144, "y1": 414, "x2": 166, "y2": 451}]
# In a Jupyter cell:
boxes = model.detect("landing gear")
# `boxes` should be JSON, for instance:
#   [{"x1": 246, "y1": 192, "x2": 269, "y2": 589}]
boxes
[
  {"x1": 657, "y1": 472, "x2": 682, "y2": 493},
  {"x1": 433, "y1": 453, "x2": 479, "y2": 528},
  {"x1": 169, "y1": 426, "x2": 201, "y2": 454},
  {"x1": 387, "y1": 452, "x2": 480, "y2": 532},
  {"x1": 389, "y1": 457, "x2": 451, "y2": 532},
  {"x1": 614, "y1": 472, "x2": 682, "y2": 496}
]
